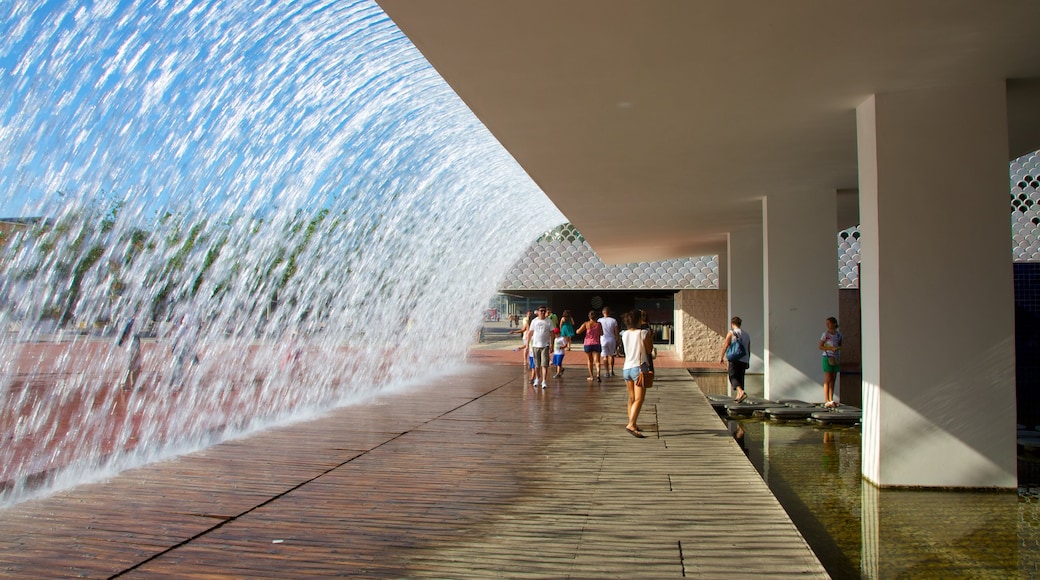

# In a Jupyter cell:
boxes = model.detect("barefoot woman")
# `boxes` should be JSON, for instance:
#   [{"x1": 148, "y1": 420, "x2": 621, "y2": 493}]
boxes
[{"x1": 621, "y1": 310, "x2": 654, "y2": 437}]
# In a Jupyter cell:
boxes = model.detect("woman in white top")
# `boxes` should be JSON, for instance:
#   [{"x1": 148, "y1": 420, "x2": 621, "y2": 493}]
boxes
[{"x1": 621, "y1": 310, "x2": 654, "y2": 438}]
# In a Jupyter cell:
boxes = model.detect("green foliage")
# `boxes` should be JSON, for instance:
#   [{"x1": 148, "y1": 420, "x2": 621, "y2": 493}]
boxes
[{"x1": 8, "y1": 195, "x2": 346, "y2": 328}]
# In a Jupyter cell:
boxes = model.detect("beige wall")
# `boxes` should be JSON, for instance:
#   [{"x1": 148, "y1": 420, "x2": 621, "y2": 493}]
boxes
[{"x1": 674, "y1": 289, "x2": 727, "y2": 362}]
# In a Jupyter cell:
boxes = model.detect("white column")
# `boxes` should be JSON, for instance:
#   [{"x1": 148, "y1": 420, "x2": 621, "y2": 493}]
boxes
[
  {"x1": 762, "y1": 192, "x2": 839, "y2": 401},
  {"x1": 857, "y1": 81, "x2": 1016, "y2": 488},
  {"x1": 727, "y1": 222, "x2": 764, "y2": 373}
]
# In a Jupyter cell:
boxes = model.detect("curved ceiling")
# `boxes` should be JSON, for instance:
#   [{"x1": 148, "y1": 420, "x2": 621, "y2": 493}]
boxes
[{"x1": 378, "y1": 0, "x2": 1040, "y2": 263}]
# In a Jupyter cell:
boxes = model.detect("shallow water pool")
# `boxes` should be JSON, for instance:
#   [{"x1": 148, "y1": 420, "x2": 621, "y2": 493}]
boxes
[{"x1": 693, "y1": 371, "x2": 1040, "y2": 579}]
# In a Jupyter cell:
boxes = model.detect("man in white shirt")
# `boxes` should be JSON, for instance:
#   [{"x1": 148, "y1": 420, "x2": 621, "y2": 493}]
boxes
[
  {"x1": 529, "y1": 307, "x2": 555, "y2": 388},
  {"x1": 599, "y1": 307, "x2": 621, "y2": 377}
]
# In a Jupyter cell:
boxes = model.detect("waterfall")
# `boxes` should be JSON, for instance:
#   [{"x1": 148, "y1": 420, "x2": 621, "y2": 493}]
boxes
[{"x1": 0, "y1": 0, "x2": 563, "y2": 506}]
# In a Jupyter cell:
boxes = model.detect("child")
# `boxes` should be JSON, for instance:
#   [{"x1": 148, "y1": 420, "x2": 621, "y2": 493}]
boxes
[
  {"x1": 819, "y1": 317, "x2": 843, "y2": 408},
  {"x1": 526, "y1": 326, "x2": 538, "y2": 385},
  {"x1": 552, "y1": 334, "x2": 568, "y2": 378}
]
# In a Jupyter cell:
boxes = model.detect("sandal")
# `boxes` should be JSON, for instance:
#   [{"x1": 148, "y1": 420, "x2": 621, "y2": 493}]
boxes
[
  {"x1": 734, "y1": 392, "x2": 747, "y2": 404},
  {"x1": 625, "y1": 427, "x2": 646, "y2": 438}
]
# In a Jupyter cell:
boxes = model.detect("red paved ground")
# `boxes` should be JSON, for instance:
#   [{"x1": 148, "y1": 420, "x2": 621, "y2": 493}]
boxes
[{"x1": 1, "y1": 334, "x2": 722, "y2": 494}]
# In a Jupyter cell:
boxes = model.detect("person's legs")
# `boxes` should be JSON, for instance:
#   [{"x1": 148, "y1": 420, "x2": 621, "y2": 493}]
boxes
[
  {"x1": 600, "y1": 341, "x2": 615, "y2": 375},
  {"x1": 629, "y1": 385, "x2": 646, "y2": 430},
  {"x1": 823, "y1": 371, "x2": 835, "y2": 406},
  {"x1": 593, "y1": 351, "x2": 602, "y2": 381},
  {"x1": 585, "y1": 350, "x2": 595, "y2": 380},
  {"x1": 534, "y1": 347, "x2": 549, "y2": 386},
  {"x1": 622, "y1": 367, "x2": 646, "y2": 436},
  {"x1": 729, "y1": 362, "x2": 747, "y2": 402},
  {"x1": 628, "y1": 382, "x2": 644, "y2": 432},
  {"x1": 822, "y1": 358, "x2": 838, "y2": 406},
  {"x1": 626, "y1": 380, "x2": 636, "y2": 422}
]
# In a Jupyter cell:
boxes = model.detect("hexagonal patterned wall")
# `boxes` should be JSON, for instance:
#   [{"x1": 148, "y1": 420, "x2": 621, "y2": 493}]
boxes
[
  {"x1": 838, "y1": 226, "x2": 861, "y2": 289},
  {"x1": 1012, "y1": 151, "x2": 1040, "y2": 262},
  {"x1": 505, "y1": 150, "x2": 1040, "y2": 292},
  {"x1": 501, "y1": 224, "x2": 719, "y2": 290}
]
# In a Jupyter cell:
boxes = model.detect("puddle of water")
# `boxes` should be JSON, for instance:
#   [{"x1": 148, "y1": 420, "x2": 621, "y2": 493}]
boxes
[{"x1": 693, "y1": 371, "x2": 1040, "y2": 579}]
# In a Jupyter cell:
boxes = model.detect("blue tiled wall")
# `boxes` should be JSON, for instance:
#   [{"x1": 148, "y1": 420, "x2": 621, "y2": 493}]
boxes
[{"x1": 1015, "y1": 263, "x2": 1040, "y2": 426}]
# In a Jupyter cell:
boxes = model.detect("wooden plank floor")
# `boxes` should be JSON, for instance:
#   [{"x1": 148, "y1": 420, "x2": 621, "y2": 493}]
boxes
[{"x1": 0, "y1": 364, "x2": 827, "y2": 579}]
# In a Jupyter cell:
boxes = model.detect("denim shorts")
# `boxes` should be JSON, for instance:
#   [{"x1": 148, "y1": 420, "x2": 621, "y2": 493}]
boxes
[{"x1": 623, "y1": 363, "x2": 650, "y2": 382}]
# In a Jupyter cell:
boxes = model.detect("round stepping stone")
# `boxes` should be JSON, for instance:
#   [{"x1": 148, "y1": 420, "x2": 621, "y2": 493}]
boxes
[
  {"x1": 765, "y1": 407, "x2": 817, "y2": 421},
  {"x1": 726, "y1": 402, "x2": 785, "y2": 417},
  {"x1": 1019, "y1": 436, "x2": 1040, "y2": 451},
  {"x1": 811, "y1": 411, "x2": 861, "y2": 424},
  {"x1": 706, "y1": 394, "x2": 736, "y2": 403}
]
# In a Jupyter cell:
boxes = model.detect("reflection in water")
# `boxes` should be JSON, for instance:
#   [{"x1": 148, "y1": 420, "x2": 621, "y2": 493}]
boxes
[
  {"x1": 694, "y1": 373, "x2": 1038, "y2": 578},
  {"x1": 731, "y1": 419, "x2": 1036, "y2": 578},
  {"x1": 727, "y1": 420, "x2": 746, "y2": 454}
]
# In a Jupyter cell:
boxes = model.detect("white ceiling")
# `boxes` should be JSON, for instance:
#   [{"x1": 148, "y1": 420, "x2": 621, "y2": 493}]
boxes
[{"x1": 378, "y1": 0, "x2": 1040, "y2": 263}]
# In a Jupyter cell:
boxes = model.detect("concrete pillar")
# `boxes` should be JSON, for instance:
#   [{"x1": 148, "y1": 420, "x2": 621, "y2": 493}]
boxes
[
  {"x1": 727, "y1": 223, "x2": 764, "y2": 373},
  {"x1": 762, "y1": 192, "x2": 839, "y2": 401},
  {"x1": 856, "y1": 81, "x2": 1016, "y2": 488},
  {"x1": 674, "y1": 289, "x2": 728, "y2": 363}
]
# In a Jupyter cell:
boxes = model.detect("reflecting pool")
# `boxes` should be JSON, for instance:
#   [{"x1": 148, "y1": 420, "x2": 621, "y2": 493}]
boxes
[{"x1": 693, "y1": 371, "x2": 1040, "y2": 579}]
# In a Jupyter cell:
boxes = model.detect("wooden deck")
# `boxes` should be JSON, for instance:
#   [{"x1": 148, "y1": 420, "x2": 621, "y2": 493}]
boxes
[{"x1": 0, "y1": 362, "x2": 827, "y2": 578}]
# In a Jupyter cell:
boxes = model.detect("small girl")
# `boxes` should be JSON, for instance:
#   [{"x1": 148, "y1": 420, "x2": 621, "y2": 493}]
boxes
[
  {"x1": 819, "y1": 317, "x2": 843, "y2": 408},
  {"x1": 526, "y1": 326, "x2": 538, "y2": 385},
  {"x1": 551, "y1": 334, "x2": 568, "y2": 378}
]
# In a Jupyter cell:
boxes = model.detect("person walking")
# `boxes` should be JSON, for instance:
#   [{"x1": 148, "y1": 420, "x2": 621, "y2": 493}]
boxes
[
  {"x1": 551, "y1": 333, "x2": 568, "y2": 378},
  {"x1": 529, "y1": 307, "x2": 554, "y2": 389},
  {"x1": 526, "y1": 323, "x2": 537, "y2": 385},
  {"x1": 559, "y1": 310, "x2": 576, "y2": 350},
  {"x1": 509, "y1": 309, "x2": 533, "y2": 365},
  {"x1": 599, "y1": 307, "x2": 621, "y2": 377},
  {"x1": 637, "y1": 309, "x2": 655, "y2": 377},
  {"x1": 575, "y1": 310, "x2": 604, "y2": 382},
  {"x1": 622, "y1": 310, "x2": 654, "y2": 438},
  {"x1": 819, "y1": 317, "x2": 843, "y2": 408},
  {"x1": 719, "y1": 316, "x2": 752, "y2": 403}
]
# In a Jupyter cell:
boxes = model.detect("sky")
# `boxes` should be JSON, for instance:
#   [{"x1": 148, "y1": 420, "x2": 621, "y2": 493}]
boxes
[{"x1": 0, "y1": 0, "x2": 555, "y2": 223}]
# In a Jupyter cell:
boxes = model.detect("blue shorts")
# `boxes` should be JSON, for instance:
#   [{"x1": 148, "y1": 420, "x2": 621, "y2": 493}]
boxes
[
  {"x1": 529, "y1": 356, "x2": 535, "y2": 369},
  {"x1": 551, "y1": 353, "x2": 564, "y2": 366},
  {"x1": 583, "y1": 344, "x2": 601, "y2": 353},
  {"x1": 623, "y1": 363, "x2": 650, "y2": 382}
]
